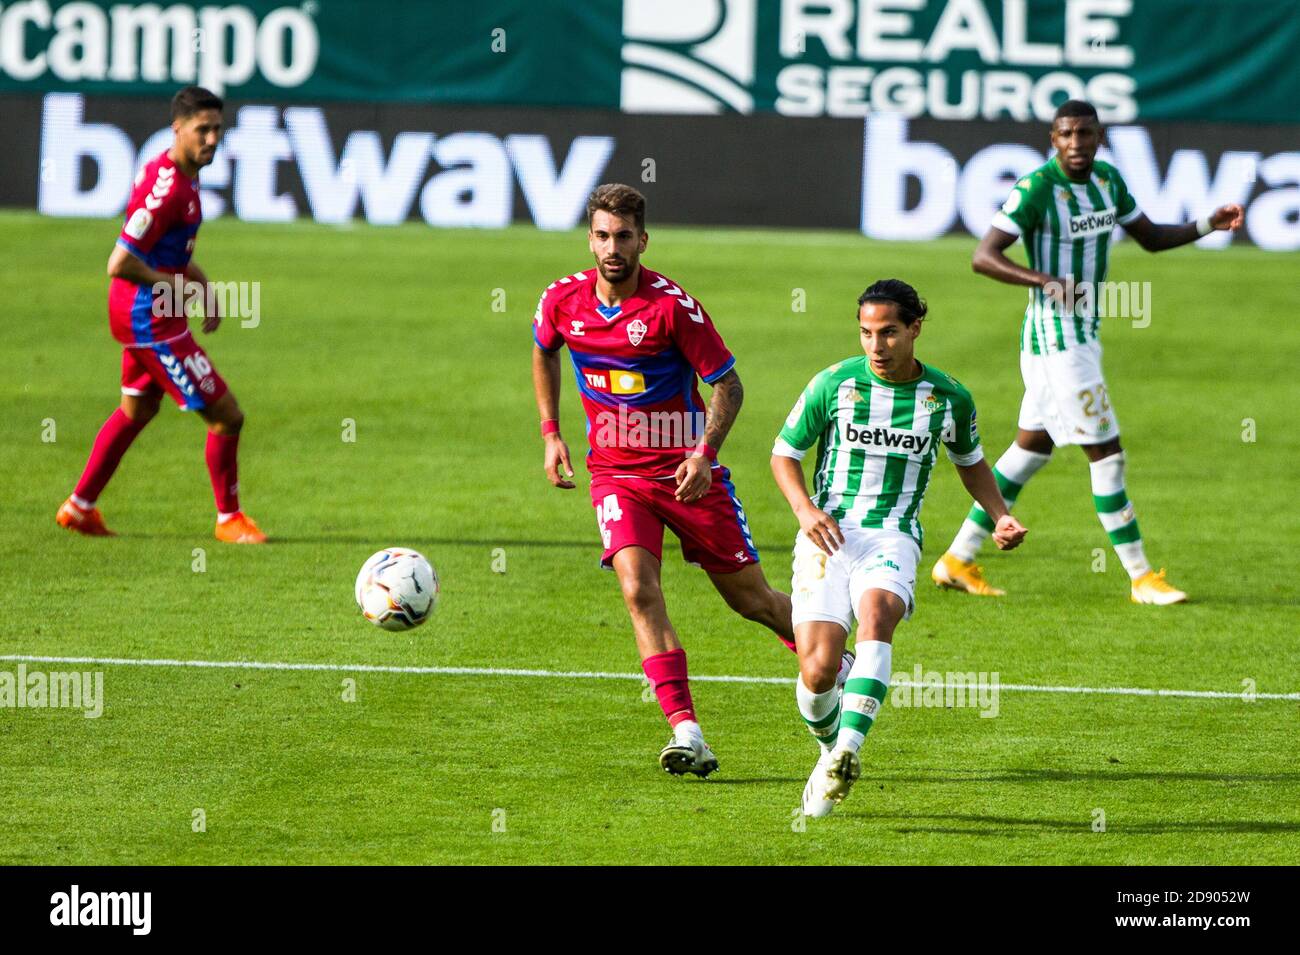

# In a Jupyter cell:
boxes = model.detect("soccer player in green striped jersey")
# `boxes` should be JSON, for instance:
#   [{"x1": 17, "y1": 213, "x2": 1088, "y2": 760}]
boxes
[
  {"x1": 772, "y1": 279, "x2": 1027, "y2": 817},
  {"x1": 932, "y1": 99, "x2": 1244, "y2": 606}
]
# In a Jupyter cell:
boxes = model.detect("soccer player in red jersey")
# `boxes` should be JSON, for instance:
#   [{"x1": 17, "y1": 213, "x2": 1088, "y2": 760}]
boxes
[
  {"x1": 56, "y1": 86, "x2": 265, "y2": 544},
  {"x1": 532, "y1": 183, "x2": 842, "y2": 777}
]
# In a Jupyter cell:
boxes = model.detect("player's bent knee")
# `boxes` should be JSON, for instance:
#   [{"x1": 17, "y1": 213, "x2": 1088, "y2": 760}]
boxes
[
  {"x1": 800, "y1": 659, "x2": 838, "y2": 694},
  {"x1": 730, "y1": 590, "x2": 774, "y2": 623},
  {"x1": 204, "y1": 396, "x2": 244, "y2": 434},
  {"x1": 120, "y1": 393, "x2": 160, "y2": 424}
]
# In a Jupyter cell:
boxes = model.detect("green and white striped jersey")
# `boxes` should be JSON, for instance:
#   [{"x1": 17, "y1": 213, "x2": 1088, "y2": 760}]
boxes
[
  {"x1": 773, "y1": 357, "x2": 984, "y2": 547},
  {"x1": 992, "y1": 156, "x2": 1142, "y2": 355}
]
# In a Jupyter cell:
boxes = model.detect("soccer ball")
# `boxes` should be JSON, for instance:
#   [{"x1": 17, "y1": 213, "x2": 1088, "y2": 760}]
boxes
[{"x1": 355, "y1": 548, "x2": 439, "y2": 631}]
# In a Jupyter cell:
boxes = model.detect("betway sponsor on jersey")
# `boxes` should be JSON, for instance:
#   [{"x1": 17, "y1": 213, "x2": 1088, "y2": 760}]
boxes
[
  {"x1": 37, "y1": 93, "x2": 613, "y2": 230},
  {"x1": 1069, "y1": 209, "x2": 1118, "y2": 237},
  {"x1": 841, "y1": 421, "x2": 934, "y2": 459},
  {"x1": 0, "y1": 1, "x2": 318, "y2": 95}
]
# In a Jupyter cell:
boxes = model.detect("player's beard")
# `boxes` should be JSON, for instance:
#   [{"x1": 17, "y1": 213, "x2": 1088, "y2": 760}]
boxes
[{"x1": 598, "y1": 255, "x2": 636, "y2": 285}]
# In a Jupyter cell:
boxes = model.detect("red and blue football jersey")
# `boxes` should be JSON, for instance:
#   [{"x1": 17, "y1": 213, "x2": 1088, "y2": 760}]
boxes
[
  {"x1": 534, "y1": 267, "x2": 736, "y2": 477},
  {"x1": 109, "y1": 150, "x2": 203, "y2": 346}
]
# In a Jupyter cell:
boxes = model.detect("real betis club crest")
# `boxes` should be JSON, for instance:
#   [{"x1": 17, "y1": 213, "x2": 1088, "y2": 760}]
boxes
[
  {"x1": 627, "y1": 319, "x2": 647, "y2": 346},
  {"x1": 922, "y1": 394, "x2": 944, "y2": 415}
]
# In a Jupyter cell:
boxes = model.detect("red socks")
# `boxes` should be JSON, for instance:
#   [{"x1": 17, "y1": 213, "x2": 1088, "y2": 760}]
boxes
[
  {"x1": 205, "y1": 432, "x2": 240, "y2": 515},
  {"x1": 71, "y1": 409, "x2": 242, "y2": 517},
  {"x1": 73, "y1": 409, "x2": 146, "y2": 504},
  {"x1": 642, "y1": 648, "x2": 696, "y2": 727}
]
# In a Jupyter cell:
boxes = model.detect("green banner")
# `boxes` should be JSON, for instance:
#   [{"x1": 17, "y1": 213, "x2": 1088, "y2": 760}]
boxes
[{"x1": 0, "y1": 0, "x2": 1296, "y2": 123}]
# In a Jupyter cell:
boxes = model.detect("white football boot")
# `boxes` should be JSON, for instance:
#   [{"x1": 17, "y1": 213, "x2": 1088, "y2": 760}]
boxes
[
  {"x1": 659, "y1": 736, "x2": 719, "y2": 778},
  {"x1": 801, "y1": 748, "x2": 861, "y2": 817}
]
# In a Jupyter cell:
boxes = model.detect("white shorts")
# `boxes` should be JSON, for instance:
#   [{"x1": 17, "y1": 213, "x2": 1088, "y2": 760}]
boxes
[
  {"x1": 790, "y1": 527, "x2": 920, "y2": 633},
  {"x1": 1018, "y1": 339, "x2": 1120, "y2": 446}
]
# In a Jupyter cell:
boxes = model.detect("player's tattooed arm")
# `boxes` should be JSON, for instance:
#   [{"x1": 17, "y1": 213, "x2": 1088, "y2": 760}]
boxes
[
  {"x1": 675, "y1": 369, "x2": 742, "y2": 503},
  {"x1": 1122, "y1": 205, "x2": 1244, "y2": 252},
  {"x1": 701, "y1": 369, "x2": 743, "y2": 454}
]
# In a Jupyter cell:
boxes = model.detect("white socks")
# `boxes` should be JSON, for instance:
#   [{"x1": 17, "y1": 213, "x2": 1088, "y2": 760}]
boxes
[
  {"x1": 1089, "y1": 451, "x2": 1151, "y2": 579},
  {"x1": 837, "y1": 640, "x2": 893, "y2": 754},
  {"x1": 797, "y1": 676, "x2": 841, "y2": 753}
]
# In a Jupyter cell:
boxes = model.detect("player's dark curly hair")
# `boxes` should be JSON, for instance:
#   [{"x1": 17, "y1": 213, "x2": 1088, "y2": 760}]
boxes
[
  {"x1": 857, "y1": 279, "x2": 928, "y2": 326},
  {"x1": 1054, "y1": 99, "x2": 1098, "y2": 122},
  {"x1": 172, "y1": 86, "x2": 223, "y2": 121},
  {"x1": 587, "y1": 183, "x2": 646, "y2": 231}
]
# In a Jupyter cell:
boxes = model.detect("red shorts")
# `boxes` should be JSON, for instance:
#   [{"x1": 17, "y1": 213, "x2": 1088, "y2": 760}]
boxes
[
  {"x1": 121, "y1": 332, "x2": 228, "y2": 411},
  {"x1": 590, "y1": 466, "x2": 760, "y2": 574}
]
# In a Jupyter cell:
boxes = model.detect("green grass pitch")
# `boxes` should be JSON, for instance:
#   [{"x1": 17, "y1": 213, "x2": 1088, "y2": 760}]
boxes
[{"x1": 1, "y1": 210, "x2": 1297, "y2": 864}]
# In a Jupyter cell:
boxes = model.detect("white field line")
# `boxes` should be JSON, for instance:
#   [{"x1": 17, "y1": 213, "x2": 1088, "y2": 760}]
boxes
[{"x1": 1, "y1": 654, "x2": 1296, "y2": 702}]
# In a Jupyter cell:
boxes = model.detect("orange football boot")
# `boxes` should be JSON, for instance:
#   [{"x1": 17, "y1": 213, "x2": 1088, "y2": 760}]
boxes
[
  {"x1": 56, "y1": 498, "x2": 115, "y2": 537},
  {"x1": 215, "y1": 512, "x2": 267, "y2": 544}
]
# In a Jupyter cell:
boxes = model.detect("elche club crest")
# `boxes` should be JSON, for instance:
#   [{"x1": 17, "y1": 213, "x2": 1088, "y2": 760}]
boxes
[{"x1": 627, "y1": 318, "x2": 648, "y2": 346}]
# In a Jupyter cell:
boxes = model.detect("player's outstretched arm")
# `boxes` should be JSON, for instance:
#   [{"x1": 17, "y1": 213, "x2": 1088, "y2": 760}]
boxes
[
  {"x1": 956, "y1": 459, "x2": 1027, "y2": 551},
  {"x1": 674, "y1": 368, "x2": 743, "y2": 503},
  {"x1": 771, "y1": 454, "x2": 844, "y2": 556},
  {"x1": 532, "y1": 344, "x2": 574, "y2": 490},
  {"x1": 1122, "y1": 204, "x2": 1244, "y2": 252}
]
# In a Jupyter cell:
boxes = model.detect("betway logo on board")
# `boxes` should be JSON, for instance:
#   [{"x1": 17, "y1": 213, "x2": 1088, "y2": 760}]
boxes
[
  {"x1": 0, "y1": 1, "x2": 319, "y2": 94},
  {"x1": 860, "y1": 114, "x2": 1299, "y2": 251},
  {"x1": 621, "y1": 0, "x2": 1138, "y2": 121},
  {"x1": 37, "y1": 94, "x2": 614, "y2": 229}
]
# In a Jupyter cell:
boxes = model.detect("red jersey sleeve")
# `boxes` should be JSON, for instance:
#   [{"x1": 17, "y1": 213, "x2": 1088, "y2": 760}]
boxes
[
  {"x1": 532, "y1": 285, "x2": 564, "y2": 351},
  {"x1": 118, "y1": 165, "x2": 183, "y2": 258},
  {"x1": 667, "y1": 294, "x2": 735, "y2": 383}
]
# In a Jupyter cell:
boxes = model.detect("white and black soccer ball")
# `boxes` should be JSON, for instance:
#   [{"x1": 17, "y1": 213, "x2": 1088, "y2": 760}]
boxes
[{"x1": 355, "y1": 548, "x2": 439, "y2": 631}]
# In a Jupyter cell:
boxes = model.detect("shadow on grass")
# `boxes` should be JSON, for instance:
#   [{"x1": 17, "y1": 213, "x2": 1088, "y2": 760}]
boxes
[
  {"x1": 115, "y1": 533, "x2": 807, "y2": 553},
  {"x1": 882, "y1": 768, "x2": 1300, "y2": 785},
  {"x1": 853, "y1": 812, "x2": 1300, "y2": 836}
]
